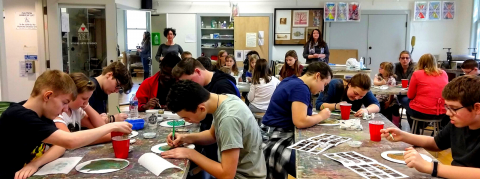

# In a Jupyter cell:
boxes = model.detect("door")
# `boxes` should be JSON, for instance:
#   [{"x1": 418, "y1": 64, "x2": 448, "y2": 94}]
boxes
[
  {"x1": 234, "y1": 16, "x2": 270, "y2": 67},
  {"x1": 151, "y1": 14, "x2": 167, "y2": 74},
  {"x1": 366, "y1": 15, "x2": 407, "y2": 77},
  {"x1": 60, "y1": 7, "x2": 106, "y2": 76},
  {"x1": 328, "y1": 14, "x2": 369, "y2": 60}
]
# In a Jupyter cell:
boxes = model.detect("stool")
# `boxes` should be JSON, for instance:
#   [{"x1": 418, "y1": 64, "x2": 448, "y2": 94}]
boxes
[
  {"x1": 253, "y1": 112, "x2": 265, "y2": 126},
  {"x1": 410, "y1": 117, "x2": 442, "y2": 136}
]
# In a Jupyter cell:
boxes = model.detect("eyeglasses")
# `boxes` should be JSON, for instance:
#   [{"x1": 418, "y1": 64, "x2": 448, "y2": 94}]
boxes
[
  {"x1": 463, "y1": 70, "x2": 473, "y2": 75},
  {"x1": 115, "y1": 79, "x2": 123, "y2": 90},
  {"x1": 400, "y1": 57, "x2": 410, "y2": 60},
  {"x1": 444, "y1": 104, "x2": 467, "y2": 115}
]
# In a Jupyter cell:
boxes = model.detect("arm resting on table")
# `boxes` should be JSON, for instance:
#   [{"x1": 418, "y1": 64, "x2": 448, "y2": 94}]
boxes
[
  {"x1": 292, "y1": 101, "x2": 326, "y2": 129},
  {"x1": 43, "y1": 124, "x2": 117, "y2": 149},
  {"x1": 436, "y1": 164, "x2": 480, "y2": 179}
]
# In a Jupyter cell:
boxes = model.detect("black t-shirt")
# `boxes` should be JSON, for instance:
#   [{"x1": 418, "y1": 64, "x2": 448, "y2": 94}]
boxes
[
  {"x1": 201, "y1": 70, "x2": 237, "y2": 131},
  {"x1": 0, "y1": 102, "x2": 58, "y2": 178},
  {"x1": 434, "y1": 123, "x2": 480, "y2": 167},
  {"x1": 89, "y1": 77, "x2": 108, "y2": 114},
  {"x1": 156, "y1": 79, "x2": 173, "y2": 106}
]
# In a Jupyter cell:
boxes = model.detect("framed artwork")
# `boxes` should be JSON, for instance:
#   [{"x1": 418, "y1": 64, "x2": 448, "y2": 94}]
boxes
[
  {"x1": 324, "y1": 2, "x2": 336, "y2": 22},
  {"x1": 414, "y1": 1, "x2": 427, "y2": 21},
  {"x1": 275, "y1": 10, "x2": 292, "y2": 33},
  {"x1": 348, "y1": 2, "x2": 360, "y2": 21},
  {"x1": 337, "y1": 2, "x2": 348, "y2": 22},
  {"x1": 428, "y1": 1, "x2": 441, "y2": 20},
  {"x1": 274, "y1": 8, "x2": 324, "y2": 45},
  {"x1": 443, "y1": 1, "x2": 455, "y2": 20},
  {"x1": 293, "y1": 10, "x2": 309, "y2": 27}
]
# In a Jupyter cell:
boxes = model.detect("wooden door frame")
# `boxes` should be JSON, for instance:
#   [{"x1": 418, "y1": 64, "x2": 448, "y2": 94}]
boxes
[{"x1": 196, "y1": 13, "x2": 273, "y2": 61}]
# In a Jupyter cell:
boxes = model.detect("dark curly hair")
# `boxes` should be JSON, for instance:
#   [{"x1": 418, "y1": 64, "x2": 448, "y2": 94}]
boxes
[
  {"x1": 160, "y1": 52, "x2": 181, "y2": 69},
  {"x1": 167, "y1": 80, "x2": 210, "y2": 113},
  {"x1": 164, "y1": 28, "x2": 176, "y2": 37},
  {"x1": 443, "y1": 75, "x2": 480, "y2": 111}
]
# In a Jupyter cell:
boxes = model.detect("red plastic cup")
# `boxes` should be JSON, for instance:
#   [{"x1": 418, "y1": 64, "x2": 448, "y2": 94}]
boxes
[
  {"x1": 340, "y1": 103, "x2": 352, "y2": 120},
  {"x1": 112, "y1": 136, "x2": 130, "y2": 159},
  {"x1": 401, "y1": 79, "x2": 408, "y2": 88},
  {"x1": 369, "y1": 121, "x2": 385, "y2": 142},
  {"x1": 111, "y1": 132, "x2": 123, "y2": 138}
]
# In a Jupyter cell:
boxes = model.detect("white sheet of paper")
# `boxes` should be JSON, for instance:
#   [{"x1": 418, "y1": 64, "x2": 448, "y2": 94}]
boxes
[
  {"x1": 275, "y1": 10, "x2": 292, "y2": 33},
  {"x1": 61, "y1": 13, "x2": 70, "y2": 32},
  {"x1": 246, "y1": 33, "x2": 257, "y2": 47},
  {"x1": 185, "y1": 34, "x2": 196, "y2": 43},
  {"x1": 234, "y1": 50, "x2": 244, "y2": 61},
  {"x1": 258, "y1": 39, "x2": 264, "y2": 46},
  {"x1": 139, "y1": 153, "x2": 182, "y2": 176},
  {"x1": 34, "y1": 157, "x2": 83, "y2": 175}
]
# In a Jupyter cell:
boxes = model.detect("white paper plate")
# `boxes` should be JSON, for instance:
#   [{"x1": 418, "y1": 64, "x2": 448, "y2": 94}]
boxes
[
  {"x1": 128, "y1": 131, "x2": 138, "y2": 138},
  {"x1": 381, "y1": 151, "x2": 432, "y2": 164},
  {"x1": 75, "y1": 158, "x2": 129, "y2": 174},
  {"x1": 151, "y1": 143, "x2": 195, "y2": 154},
  {"x1": 159, "y1": 120, "x2": 192, "y2": 127}
]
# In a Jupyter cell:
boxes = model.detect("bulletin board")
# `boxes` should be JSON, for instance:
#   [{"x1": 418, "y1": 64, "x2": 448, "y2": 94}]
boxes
[{"x1": 274, "y1": 8, "x2": 324, "y2": 45}]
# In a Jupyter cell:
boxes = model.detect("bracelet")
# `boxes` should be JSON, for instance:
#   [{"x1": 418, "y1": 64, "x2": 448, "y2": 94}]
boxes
[
  {"x1": 431, "y1": 161, "x2": 438, "y2": 177},
  {"x1": 334, "y1": 103, "x2": 338, "y2": 110}
]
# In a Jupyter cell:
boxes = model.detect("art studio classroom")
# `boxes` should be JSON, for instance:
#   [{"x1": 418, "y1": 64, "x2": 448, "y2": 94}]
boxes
[{"x1": 1, "y1": 0, "x2": 480, "y2": 178}]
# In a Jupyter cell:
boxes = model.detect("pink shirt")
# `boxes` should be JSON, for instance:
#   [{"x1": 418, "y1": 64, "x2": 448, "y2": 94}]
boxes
[{"x1": 407, "y1": 70, "x2": 448, "y2": 115}]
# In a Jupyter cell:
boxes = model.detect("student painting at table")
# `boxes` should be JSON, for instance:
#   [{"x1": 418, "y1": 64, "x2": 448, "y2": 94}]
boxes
[
  {"x1": 381, "y1": 75, "x2": 480, "y2": 179},
  {"x1": 303, "y1": 29, "x2": 330, "y2": 64},
  {"x1": 162, "y1": 80, "x2": 266, "y2": 179},
  {"x1": 197, "y1": 56, "x2": 213, "y2": 71},
  {"x1": 373, "y1": 62, "x2": 400, "y2": 123},
  {"x1": 0, "y1": 70, "x2": 132, "y2": 179},
  {"x1": 89, "y1": 61, "x2": 132, "y2": 118},
  {"x1": 136, "y1": 52, "x2": 181, "y2": 111},
  {"x1": 214, "y1": 50, "x2": 228, "y2": 70},
  {"x1": 262, "y1": 62, "x2": 333, "y2": 179},
  {"x1": 316, "y1": 73, "x2": 380, "y2": 117},
  {"x1": 172, "y1": 58, "x2": 239, "y2": 163},
  {"x1": 248, "y1": 59, "x2": 280, "y2": 113},
  {"x1": 181, "y1": 51, "x2": 192, "y2": 60},
  {"x1": 461, "y1": 59, "x2": 480, "y2": 76},
  {"x1": 279, "y1": 50, "x2": 304, "y2": 81},
  {"x1": 405, "y1": 54, "x2": 448, "y2": 134}
]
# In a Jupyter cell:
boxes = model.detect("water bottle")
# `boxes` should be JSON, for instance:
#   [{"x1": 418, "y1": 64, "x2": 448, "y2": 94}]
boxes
[
  {"x1": 359, "y1": 57, "x2": 364, "y2": 69},
  {"x1": 129, "y1": 94, "x2": 139, "y2": 119},
  {"x1": 201, "y1": 21, "x2": 205, "y2": 28}
]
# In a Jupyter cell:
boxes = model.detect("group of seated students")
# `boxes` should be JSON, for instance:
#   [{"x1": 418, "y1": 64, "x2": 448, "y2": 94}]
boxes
[{"x1": 2, "y1": 47, "x2": 480, "y2": 179}]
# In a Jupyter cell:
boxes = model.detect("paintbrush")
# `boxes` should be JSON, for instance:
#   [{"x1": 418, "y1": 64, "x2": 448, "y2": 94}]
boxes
[{"x1": 389, "y1": 132, "x2": 395, "y2": 141}]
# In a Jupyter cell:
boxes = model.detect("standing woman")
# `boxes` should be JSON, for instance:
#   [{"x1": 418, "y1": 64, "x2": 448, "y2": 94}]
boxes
[
  {"x1": 303, "y1": 29, "x2": 330, "y2": 64},
  {"x1": 214, "y1": 50, "x2": 228, "y2": 70},
  {"x1": 137, "y1": 31, "x2": 151, "y2": 80},
  {"x1": 155, "y1": 28, "x2": 184, "y2": 62}
]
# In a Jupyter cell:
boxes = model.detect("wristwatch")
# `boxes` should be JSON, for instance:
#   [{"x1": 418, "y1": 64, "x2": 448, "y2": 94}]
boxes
[{"x1": 431, "y1": 161, "x2": 438, "y2": 177}]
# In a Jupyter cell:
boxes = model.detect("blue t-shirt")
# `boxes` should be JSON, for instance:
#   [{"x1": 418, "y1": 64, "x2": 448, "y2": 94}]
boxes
[
  {"x1": 315, "y1": 79, "x2": 380, "y2": 111},
  {"x1": 262, "y1": 76, "x2": 312, "y2": 129}
]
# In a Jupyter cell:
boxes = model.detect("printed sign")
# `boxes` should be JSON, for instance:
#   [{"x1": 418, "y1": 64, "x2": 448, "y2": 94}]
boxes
[{"x1": 15, "y1": 12, "x2": 36, "y2": 30}]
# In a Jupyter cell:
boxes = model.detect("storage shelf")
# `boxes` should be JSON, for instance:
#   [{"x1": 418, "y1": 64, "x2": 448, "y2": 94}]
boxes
[
  {"x1": 201, "y1": 47, "x2": 234, "y2": 49},
  {"x1": 201, "y1": 38, "x2": 234, "y2": 40},
  {"x1": 201, "y1": 28, "x2": 234, "y2": 30}
]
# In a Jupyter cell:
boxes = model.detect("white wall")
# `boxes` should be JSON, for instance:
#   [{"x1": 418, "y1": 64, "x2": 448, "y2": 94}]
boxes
[
  {"x1": 167, "y1": 14, "x2": 197, "y2": 57},
  {"x1": 0, "y1": 0, "x2": 5, "y2": 100},
  {"x1": 117, "y1": 9, "x2": 126, "y2": 53},
  {"x1": 116, "y1": 0, "x2": 141, "y2": 9},
  {"x1": 154, "y1": 0, "x2": 473, "y2": 63},
  {"x1": 2, "y1": 0, "x2": 42, "y2": 102}
]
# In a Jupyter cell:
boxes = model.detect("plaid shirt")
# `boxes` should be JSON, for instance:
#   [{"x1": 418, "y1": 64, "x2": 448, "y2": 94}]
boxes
[{"x1": 261, "y1": 125, "x2": 294, "y2": 179}]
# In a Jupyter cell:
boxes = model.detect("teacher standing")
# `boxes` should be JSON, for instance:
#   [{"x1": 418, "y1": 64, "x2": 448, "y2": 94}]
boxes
[
  {"x1": 155, "y1": 28, "x2": 184, "y2": 62},
  {"x1": 303, "y1": 29, "x2": 330, "y2": 64},
  {"x1": 137, "y1": 31, "x2": 151, "y2": 80}
]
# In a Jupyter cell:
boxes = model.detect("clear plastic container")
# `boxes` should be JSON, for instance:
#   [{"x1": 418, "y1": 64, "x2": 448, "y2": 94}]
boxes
[{"x1": 129, "y1": 95, "x2": 138, "y2": 119}]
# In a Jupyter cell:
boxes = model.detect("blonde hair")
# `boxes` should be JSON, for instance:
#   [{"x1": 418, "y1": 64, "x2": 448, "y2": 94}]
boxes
[
  {"x1": 416, "y1": 53, "x2": 443, "y2": 76},
  {"x1": 31, "y1": 70, "x2": 77, "y2": 100},
  {"x1": 379, "y1": 62, "x2": 396, "y2": 78},
  {"x1": 70, "y1": 73, "x2": 96, "y2": 94},
  {"x1": 215, "y1": 50, "x2": 228, "y2": 70},
  {"x1": 219, "y1": 66, "x2": 232, "y2": 74},
  {"x1": 248, "y1": 54, "x2": 259, "y2": 73},
  {"x1": 225, "y1": 55, "x2": 239, "y2": 76}
]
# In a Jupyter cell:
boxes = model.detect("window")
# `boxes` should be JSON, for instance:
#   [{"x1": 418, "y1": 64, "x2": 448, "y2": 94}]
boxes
[
  {"x1": 126, "y1": 10, "x2": 148, "y2": 50},
  {"x1": 472, "y1": 0, "x2": 480, "y2": 55}
]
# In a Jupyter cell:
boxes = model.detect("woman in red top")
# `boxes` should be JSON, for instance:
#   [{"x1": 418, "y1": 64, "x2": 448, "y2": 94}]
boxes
[
  {"x1": 279, "y1": 50, "x2": 304, "y2": 81},
  {"x1": 136, "y1": 52, "x2": 181, "y2": 111},
  {"x1": 406, "y1": 53, "x2": 448, "y2": 134}
]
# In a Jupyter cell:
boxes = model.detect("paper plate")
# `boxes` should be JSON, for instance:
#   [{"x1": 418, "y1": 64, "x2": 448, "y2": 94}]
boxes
[
  {"x1": 75, "y1": 158, "x2": 129, "y2": 174},
  {"x1": 381, "y1": 151, "x2": 432, "y2": 164},
  {"x1": 151, "y1": 143, "x2": 195, "y2": 154},
  {"x1": 318, "y1": 118, "x2": 340, "y2": 126},
  {"x1": 128, "y1": 131, "x2": 138, "y2": 138},
  {"x1": 159, "y1": 120, "x2": 192, "y2": 127}
]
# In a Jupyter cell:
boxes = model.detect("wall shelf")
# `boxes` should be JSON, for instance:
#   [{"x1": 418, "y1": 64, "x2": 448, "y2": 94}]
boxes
[
  {"x1": 201, "y1": 47, "x2": 234, "y2": 49},
  {"x1": 201, "y1": 28, "x2": 234, "y2": 30},
  {"x1": 201, "y1": 38, "x2": 234, "y2": 40}
]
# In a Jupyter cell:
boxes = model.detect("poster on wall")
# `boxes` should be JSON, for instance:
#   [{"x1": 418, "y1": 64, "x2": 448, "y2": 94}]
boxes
[
  {"x1": 275, "y1": 10, "x2": 292, "y2": 33},
  {"x1": 234, "y1": 50, "x2": 244, "y2": 61},
  {"x1": 414, "y1": 1, "x2": 427, "y2": 21},
  {"x1": 230, "y1": 3, "x2": 239, "y2": 22},
  {"x1": 246, "y1": 33, "x2": 257, "y2": 47},
  {"x1": 336, "y1": 2, "x2": 348, "y2": 22},
  {"x1": 312, "y1": 10, "x2": 323, "y2": 26},
  {"x1": 443, "y1": 1, "x2": 455, "y2": 20},
  {"x1": 428, "y1": 1, "x2": 441, "y2": 20},
  {"x1": 293, "y1": 10, "x2": 309, "y2": 27},
  {"x1": 324, "y1": 2, "x2": 336, "y2": 22},
  {"x1": 347, "y1": 2, "x2": 360, "y2": 21},
  {"x1": 291, "y1": 28, "x2": 305, "y2": 40},
  {"x1": 15, "y1": 12, "x2": 36, "y2": 30},
  {"x1": 275, "y1": 34, "x2": 290, "y2": 40}
]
